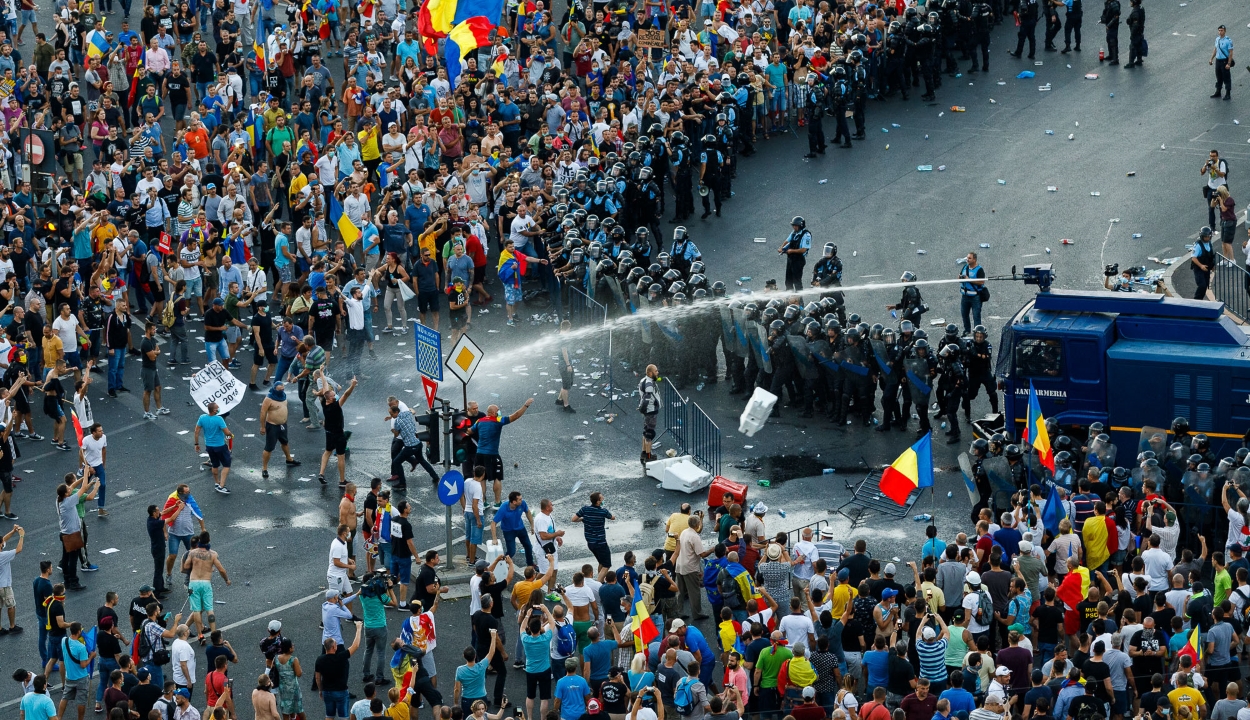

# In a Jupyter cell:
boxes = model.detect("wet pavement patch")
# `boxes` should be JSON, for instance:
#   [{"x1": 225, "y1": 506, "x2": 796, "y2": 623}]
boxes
[{"x1": 730, "y1": 454, "x2": 832, "y2": 484}]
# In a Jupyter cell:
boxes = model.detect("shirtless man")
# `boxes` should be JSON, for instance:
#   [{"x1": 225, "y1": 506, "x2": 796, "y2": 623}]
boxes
[
  {"x1": 258, "y1": 381, "x2": 301, "y2": 479},
  {"x1": 338, "y1": 483, "x2": 362, "y2": 580},
  {"x1": 181, "y1": 531, "x2": 231, "y2": 641},
  {"x1": 558, "y1": 571, "x2": 600, "y2": 652}
]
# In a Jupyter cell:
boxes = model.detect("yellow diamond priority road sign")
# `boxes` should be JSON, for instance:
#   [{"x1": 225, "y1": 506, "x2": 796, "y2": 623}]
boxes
[{"x1": 445, "y1": 334, "x2": 484, "y2": 385}]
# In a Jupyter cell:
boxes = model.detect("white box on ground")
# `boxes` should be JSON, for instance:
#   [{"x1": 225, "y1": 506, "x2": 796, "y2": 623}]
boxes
[
  {"x1": 662, "y1": 459, "x2": 713, "y2": 494},
  {"x1": 739, "y1": 387, "x2": 778, "y2": 437},
  {"x1": 645, "y1": 454, "x2": 691, "y2": 480},
  {"x1": 484, "y1": 540, "x2": 508, "y2": 582}
]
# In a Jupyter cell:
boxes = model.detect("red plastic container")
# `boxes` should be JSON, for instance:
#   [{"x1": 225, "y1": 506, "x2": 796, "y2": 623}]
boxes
[{"x1": 708, "y1": 476, "x2": 748, "y2": 509}]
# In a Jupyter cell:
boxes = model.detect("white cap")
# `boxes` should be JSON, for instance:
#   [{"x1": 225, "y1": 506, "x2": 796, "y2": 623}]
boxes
[
  {"x1": 884, "y1": 563, "x2": 896, "y2": 576},
  {"x1": 986, "y1": 693, "x2": 1005, "y2": 706},
  {"x1": 922, "y1": 627, "x2": 936, "y2": 640},
  {"x1": 995, "y1": 666, "x2": 1011, "y2": 676},
  {"x1": 268, "y1": 620, "x2": 282, "y2": 632},
  {"x1": 1018, "y1": 540, "x2": 1033, "y2": 553},
  {"x1": 966, "y1": 571, "x2": 982, "y2": 586},
  {"x1": 670, "y1": 618, "x2": 686, "y2": 630}
]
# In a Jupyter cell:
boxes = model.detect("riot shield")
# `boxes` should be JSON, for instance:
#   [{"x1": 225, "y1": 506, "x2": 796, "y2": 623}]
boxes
[
  {"x1": 1132, "y1": 463, "x2": 1165, "y2": 492},
  {"x1": 982, "y1": 456, "x2": 1014, "y2": 510},
  {"x1": 754, "y1": 322, "x2": 773, "y2": 374},
  {"x1": 632, "y1": 290, "x2": 653, "y2": 344},
  {"x1": 586, "y1": 261, "x2": 600, "y2": 302},
  {"x1": 905, "y1": 356, "x2": 932, "y2": 404},
  {"x1": 1024, "y1": 449, "x2": 1053, "y2": 487},
  {"x1": 1053, "y1": 466, "x2": 1077, "y2": 493},
  {"x1": 1182, "y1": 469, "x2": 1215, "y2": 508},
  {"x1": 959, "y1": 452, "x2": 981, "y2": 507},
  {"x1": 730, "y1": 306, "x2": 751, "y2": 358},
  {"x1": 870, "y1": 338, "x2": 894, "y2": 378},
  {"x1": 720, "y1": 306, "x2": 745, "y2": 357},
  {"x1": 599, "y1": 275, "x2": 628, "y2": 314},
  {"x1": 1235, "y1": 466, "x2": 1250, "y2": 495},
  {"x1": 656, "y1": 315, "x2": 683, "y2": 344},
  {"x1": 1088, "y1": 435, "x2": 1118, "y2": 470},
  {"x1": 1139, "y1": 427, "x2": 1171, "y2": 458},
  {"x1": 788, "y1": 335, "x2": 820, "y2": 381}
]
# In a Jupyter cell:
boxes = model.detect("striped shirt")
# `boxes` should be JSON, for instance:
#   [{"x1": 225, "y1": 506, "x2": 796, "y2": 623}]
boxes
[
  {"x1": 304, "y1": 345, "x2": 327, "y2": 371},
  {"x1": 576, "y1": 505, "x2": 612, "y2": 546},
  {"x1": 916, "y1": 638, "x2": 948, "y2": 682}
]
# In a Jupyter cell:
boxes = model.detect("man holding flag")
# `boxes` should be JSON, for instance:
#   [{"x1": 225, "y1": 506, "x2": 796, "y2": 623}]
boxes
[
  {"x1": 879, "y1": 432, "x2": 934, "y2": 507},
  {"x1": 160, "y1": 483, "x2": 206, "y2": 588}
]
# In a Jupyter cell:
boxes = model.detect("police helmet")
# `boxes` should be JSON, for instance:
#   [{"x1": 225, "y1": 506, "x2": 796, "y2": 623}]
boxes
[
  {"x1": 762, "y1": 306, "x2": 780, "y2": 323},
  {"x1": 692, "y1": 288, "x2": 709, "y2": 300},
  {"x1": 587, "y1": 242, "x2": 603, "y2": 260},
  {"x1": 889, "y1": 20, "x2": 902, "y2": 31},
  {"x1": 1054, "y1": 451, "x2": 1072, "y2": 469},
  {"x1": 870, "y1": 323, "x2": 884, "y2": 339},
  {"x1": 928, "y1": 11, "x2": 940, "y2": 21},
  {"x1": 638, "y1": 166, "x2": 654, "y2": 181},
  {"x1": 945, "y1": 323, "x2": 959, "y2": 336},
  {"x1": 702, "y1": 134, "x2": 717, "y2": 145},
  {"x1": 671, "y1": 131, "x2": 688, "y2": 145},
  {"x1": 805, "y1": 320, "x2": 822, "y2": 337},
  {"x1": 1088, "y1": 422, "x2": 1105, "y2": 435},
  {"x1": 596, "y1": 179, "x2": 608, "y2": 193},
  {"x1": 715, "y1": 113, "x2": 727, "y2": 124},
  {"x1": 783, "y1": 305, "x2": 801, "y2": 322},
  {"x1": 598, "y1": 258, "x2": 616, "y2": 273},
  {"x1": 553, "y1": 203, "x2": 569, "y2": 217},
  {"x1": 605, "y1": 152, "x2": 620, "y2": 165},
  {"x1": 627, "y1": 151, "x2": 642, "y2": 165},
  {"x1": 825, "y1": 318, "x2": 842, "y2": 332},
  {"x1": 1238, "y1": 448, "x2": 1250, "y2": 466},
  {"x1": 657, "y1": 252, "x2": 671, "y2": 268},
  {"x1": 1200, "y1": 226, "x2": 1214, "y2": 238},
  {"x1": 791, "y1": 216, "x2": 806, "y2": 230},
  {"x1": 1172, "y1": 417, "x2": 1190, "y2": 434},
  {"x1": 1004, "y1": 444, "x2": 1023, "y2": 460},
  {"x1": 688, "y1": 274, "x2": 707, "y2": 289},
  {"x1": 914, "y1": 329, "x2": 928, "y2": 340},
  {"x1": 647, "y1": 263, "x2": 662, "y2": 276},
  {"x1": 689, "y1": 261, "x2": 706, "y2": 275},
  {"x1": 905, "y1": 6, "x2": 918, "y2": 17},
  {"x1": 673, "y1": 226, "x2": 689, "y2": 242},
  {"x1": 901, "y1": 271, "x2": 917, "y2": 283},
  {"x1": 556, "y1": 188, "x2": 570, "y2": 203},
  {"x1": 1194, "y1": 433, "x2": 1211, "y2": 451},
  {"x1": 586, "y1": 214, "x2": 600, "y2": 230},
  {"x1": 939, "y1": 343, "x2": 960, "y2": 358},
  {"x1": 846, "y1": 327, "x2": 861, "y2": 341},
  {"x1": 914, "y1": 338, "x2": 930, "y2": 351},
  {"x1": 1111, "y1": 466, "x2": 1129, "y2": 482},
  {"x1": 1053, "y1": 435, "x2": 1073, "y2": 453},
  {"x1": 848, "y1": 313, "x2": 862, "y2": 325},
  {"x1": 671, "y1": 292, "x2": 687, "y2": 304},
  {"x1": 662, "y1": 269, "x2": 682, "y2": 283},
  {"x1": 647, "y1": 283, "x2": 663, "y2": 298},
  {"x1": 766, "y1": 299, "x2": 784, "y2": 311},
  {"x1": 971, "y1": 438, "x2": 989, "y2": 457},
  {"x1": 853, "y1": 33, "x2": 868, "y2": 47},
  {"x1": 919, "y1": 23, "x2": 933, "y2": 33},
  {"x1": 1188, "y1": 453, "x2": 1204, "y2": 466},
  {"x1": 832, "y1": 65, "x2": 847, "y2": 78},
  {"x1": 805, "y1": 302, "x2": 821, "y2": 316},
  {"x1": 989, "y1": 433, "x2": 1006, "y2": 448},
  {"x1": 718, "y1": 91, "x2": 735, "y2": 103},
  {"x1": 626, "y1": 267, "x2": 645, "y2": 284},
  {"x1": 711, "y1": 281, "x2": 727, "y2": 297},
  {"x1": 588, "y1": 156, "x2": 601, "y2": 168},
  {"x1": 744, "y1": 302, "x2": 760, "y2": 319},
  {"x1": 1198, "y1": 462, "x2": 1212, "y2": 473},
  {"x1": 850, "y1": 49, "x2": 864, "y2": 63},
  {"x1": 638, "y1": 136, "x2": 652, "y2": 149},
  {"x1": 883, "y1": 328, "x2": 897, "y2": 342},
  {"x1": 649, "y1": 125, "x2": 665, "y2": 138},
  {"x1": 973, "y1": 324, "x2": 987, "y2": 339},
  {"x1": 572, "y1": 208, "x2": 588, "y2": 222},
  {"x1": 769, "y1": 319, "x2": 787, "y2": 333},
  {"x1": 667, "y1": 281, "x2": 686, "y2": 296},
  {"x1": 612, "y1": 163, "x2": 626, "y2": 177},
  {"x1": 575, "y1": 171, "x2": 589, "y2": 184},
  {"x1": 635, "y1": 227, "x2": 651, "y2": 241},
  {"x1": 602, "y1": 217, "x2": 618, "y2": 231},
  {"x1": 622, "y1": 142, "x2": 636, "y2": 154},
  {"x1": 823, "y1": 242, "x2": 836, "y2": 257}
]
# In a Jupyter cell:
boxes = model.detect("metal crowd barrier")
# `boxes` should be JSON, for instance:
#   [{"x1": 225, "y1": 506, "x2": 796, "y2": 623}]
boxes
[
  {"x1": 567, "y1": 285, "x2": 608, "y2": 329},
  {"x1": 1211, "y1": 252, "x2": 1250, "y2": 324},
  {"x1": 656, "y1": 379, "x2": 723, "y2": 476}
]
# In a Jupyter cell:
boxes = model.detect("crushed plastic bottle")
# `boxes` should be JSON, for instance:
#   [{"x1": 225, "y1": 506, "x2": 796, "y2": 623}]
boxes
[
  {"x1": 1061, "y1": 239, "x2": 1074, "y2": 245},
  {"x1": 1126, "y1": 171, "x2": 1136, "y2": 177},
  {"x1": 882, "y1": 127, "x2": 889, "y2": 133},
  {"x1": 917, "y1": 165, "x2": 934, "y2": 172},
  {"x1": 914, "y1": 514, "x2": 934, "y2": 522},
  {"x1": 947, "y1": 491, "x2": 954, "y2": 498},
  {"x1": 990, "y1": 98, "x2": 997, "y2": 103},
  {"x1": 757, "y1": 479, "x2": 771, "y2": 487},
  {"x1": 778, "y1": 509, "x2": 787, "y2": 518},
  {"x1": 997, "y1": 179, "x2": 1006, "y2": 184},
  {"x1": 1047, "y1": 186, "x2": 1058, "y2": 192},
  {"x1": 1068, "y1": 133, "x2": 1075, "y2": 140},
  {"x1": 917, "y1": 249, "x2": 927, "y2": 255},
  {"x1": 1110, "y1": 218, "x2": 1121, "y2": 223},
  {"x1": 818, "y1": 179, "x2": 828, "y2": 184},
  {"x1": 823, "y1": 468, "x2": 836, "y2": 475},
  {"x1": 1039, "y1": 85, "x2": 1052, "y2": 91},
  {"x1": 696, "y1": 382, "x2": 705, "y2": 391},
  {"x1": 1091, "y1": 191, "x2": 1101, "y2": 196},
  {"x1": 740, "y1": 276, "x2": 752, "y2": 282},
  {"x1": 1046, "y1": 130, "x2": 1055, "y2": 135},
  {"x1": 925, "y1": 135, "x2": 930, "y2": 139},
  {"x1": 1132, "y1": 233, "x2": 1143, "y2": 238},
  {"x1": 1110, "y1": 93, "x2": 1114, "y2": 97},
  {"x1": 938, "y1": 112, "x2": 944, "y2": 117},
  {"x1": 938, "y1": 165, "x2": 946, "y2": 171},
  {"x1": 979, "y1": 243, "x2": 991, "y2": 248},
  {"x1": 892, "y1": 123, "x2": 901, "y2": 128},
  {"x1": 940, "y1": 421, "x2": 948, "y2": 429},
  {"x1": 1046, "y1": 247, "x2": 1052, "y2": 253}
]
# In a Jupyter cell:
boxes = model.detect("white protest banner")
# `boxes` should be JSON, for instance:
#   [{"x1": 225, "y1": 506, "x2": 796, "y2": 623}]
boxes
[{"x1": 189, "y1": 364, "x2": 245, "y2": 413}]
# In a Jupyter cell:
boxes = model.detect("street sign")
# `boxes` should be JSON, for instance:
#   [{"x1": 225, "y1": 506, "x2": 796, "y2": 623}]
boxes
[
  {"x1": 436, "y1": 469, "x2": 465, "y2": 506},
  {"x1": 414, "y1": 321, "x2": 443, "y2": 381},
  {"x1": 421, "y1": 376, "x2": 438, "y2": 410},
  {"x1": 445, "y1": 333, "x2": 484, "y2": 385}
]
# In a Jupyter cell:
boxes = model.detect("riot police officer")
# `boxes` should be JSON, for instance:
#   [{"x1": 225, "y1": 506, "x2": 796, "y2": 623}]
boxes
[
  {"x1": 849, "y1": 49, "x2": 870, "y2": 139},
  {"x1": 873, "y1": 327, "x2": 904, "y2": 431},
  {"x1": 963, "y1": 325, "x2": 999, "y2": 419},
  {"x1": 1062, "y1": 0, "x2": 1082, "y2": 51},
  {"x1": 917, "y1": 22, "x2": 939, "y2": 100},
  {"x1": 803, "y1": 74, "x2": 827, "y2": 158},
  {"x1": 670, "y1": 132, "x2": 695, "y2": 222},
  {"x1": 968, "y1": 2, "x2": 993, "y2": 71},
  {"x1": 903, "y1": 338, "x2": 936, "y2": 436},
  {"x1": 1044, "y1": 0, "x2": 1063, "y2": 51},
  {"x1": 938, "y1": 343, "x2": 968, "y2": 443},
  {"x1": 1010, "y1": 0, "x2": 1040, "y2": 59},
  {"x1": 841, "y1": 327, "x2": 876, "y2": 427},
  {"x1": 779, "y1": 217, "x2": 812, "y2": 292},
  {"x1": 812, "y1": 243, "x2": 844, "y2": 289},
  {"x1": 670, "y1": 227, "x2": 700, "y2": 276},
  {"x1": 1005, "y1": 444, "x2": 1028, "y2": 490},
  {"x1": 969, "y1": 438, "x2": 993, "y2": 520},
  {"x1": 1100, "y1": 0, "x2": 1120, "y2": 65},
  {"x1": 821, "y1": 320, "x2": 845, "y2": 423},
  {"x1": 884, "y1": 22, "x2": 910, "y2": 100},
  {"x1": 887, "y1": 271, "x2": 927, "y2": 328},
  {"x1": 831, "y1": 66, "x2": 854, "y2": 148},
  {"x1": 767, "y1": 319, "x2": 797, "y2": 417},
  {"x1": 722, "y1": 293, "x2": 749, "y2": 394}
]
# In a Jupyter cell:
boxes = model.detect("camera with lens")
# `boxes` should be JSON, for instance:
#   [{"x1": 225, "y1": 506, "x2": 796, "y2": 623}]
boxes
[
  {"x1": 386, "y1": 182, "x2": 404, "y2": 194},
  {"x1": 359, "y1": 570, "x2": 393, "y2": 598},
  {"x1": 1104, "y1": 263, "x2": 1119, "y2": 278}
]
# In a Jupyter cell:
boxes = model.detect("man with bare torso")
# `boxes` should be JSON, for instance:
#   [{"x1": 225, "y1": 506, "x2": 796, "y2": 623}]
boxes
[
  {"x1": 338, "y1": 483, "x2": 362, "y2": 579},
  {"x1": 258, "y1": 381, "x2": 301, "y2": 479},
  {"x1": 181, "y1": 531, "x2": 231, "y2": 640}
]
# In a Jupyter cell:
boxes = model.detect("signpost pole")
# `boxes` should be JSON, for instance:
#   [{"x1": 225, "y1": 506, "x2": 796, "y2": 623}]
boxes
[{"x1": 441, "y1": 397, "x2": 454, "y2": 570}]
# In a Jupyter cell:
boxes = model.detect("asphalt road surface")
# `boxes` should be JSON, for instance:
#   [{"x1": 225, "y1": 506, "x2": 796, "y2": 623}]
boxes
[{"x1": 0, "y1": 0, "x2": 1246, "y2": 713}]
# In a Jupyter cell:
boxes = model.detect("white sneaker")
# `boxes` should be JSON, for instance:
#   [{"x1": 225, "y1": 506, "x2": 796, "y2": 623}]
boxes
[
  {"x1": 157, "y1": 407, "x2": 171, "y2": 415},
  {"x1": 143, "y1": 412, "x2": 156, "y2": 420}
]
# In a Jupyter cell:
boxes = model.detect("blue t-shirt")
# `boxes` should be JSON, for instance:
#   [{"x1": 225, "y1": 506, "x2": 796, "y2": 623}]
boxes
[
  {"x1": 522, "y1": 630, "x2": 553, "y2": 673},
  {"x1": 63, "y1": 638, "x2": 90, "y2": 681},
  {"x1": 497, "y1": 102, "x2": 521, "y2": 134},
  {"x1": 456, "y1": 662, "x2": 488, "y2": 699},
  {"x1": 600, "y1": 583, "x2": 629, "y2": 623},
  {"x1": 20, "y1": 693, "x2": 58, "y2": 720},
  {"x1": 197, "y1": 414, "x2": 228, "y2": 447},
  {"x1": 864, "y1": 649, "x2": 890, "y2": 690},
  {"x1": 684, "y1": 626, "x2": 715, "y2": 665},
  {"x1": 474, "y1": 416, "x2": 510, "y2": 455},
  {"x1": 493, "y1": 500, "x2": 529, "y2": 532},
  {"x1": 555, "y1": 674, "x2": 591, "y2": 720},
  {"x1": 274, "y1": 234, "x2": 291, "y2": 268},
  {"x1": 940, "y1": 688, "x2": 977, "y2": 717},
  {"x1": 583, "y1": 638, "x2": 615, "y2": 680}
]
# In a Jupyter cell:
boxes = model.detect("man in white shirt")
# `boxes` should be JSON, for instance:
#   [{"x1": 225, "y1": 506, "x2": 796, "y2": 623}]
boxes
[
  {"x1": 327, "y1": 524, "x2": 354, "y2": 597},
  {"x1": 462, "y1": 470, "x2": 485, "y2": 565},
  {"x1": 170, "y1": 625, "x2": 197, "y2": 693},
  {"x1": 509, "y1": 204, "x2": 538, "y2": 255},
  {"x1": 79, "y1": 423, "x2": 108, "y2": 516},
  {"x1": 792, "y1": 527, "x2": 818, "y2": 588},
  {"x1": 777, "y1": 600, "x2": 817, "y2": 648},
  {"x1": 533, "y1": 499, "x2": 562, "y2": 584},
  {"x1": 1141, "y1": 533, "x2": 1174, "y2": 592}
]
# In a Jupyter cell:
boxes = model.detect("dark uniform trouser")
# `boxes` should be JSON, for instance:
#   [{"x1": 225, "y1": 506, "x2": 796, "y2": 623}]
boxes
[
  {"x1": 880, "y1": 377, "x2": 902, "y2": 426},
  {"x1": 1194, "y1": 268, "x2": 1212, "y2": 300},
  {"x1": 768, "y1": 364, "x2": 794, "y2": 412},
  {"x1": 1216, "y1": 58, "x2": 1232, "y2": 95},
  {"x1": 942, "y1": 387, "x2": 963, "y2": 437},
  {"x1": 1045, "y1": 11, "x2": 1061, "y2": 46},
  {"x1": 1106, "y1": 25, "x2": 1118, "y2": 60},
  {"x1": 808, "y1": 114, "x2": 825, "y2": 153},
  {"x1": 675, "y1": 172, "x2": 694, "y2": 219},
  {"x1": 701, "y1": 175, "x2": 724, "y2": 215},
  {"x1": 970, "y1": 33, "x2": 991, "y2": 70},
  {"x1": 825, "y1": 370, "x2": 843, "y2": 420},
  {"x1": 784, "y1": 255, "x2": 806, "y2": 292},
  {"x1": 834, "y1": 109, "x2": 852, "y2": 145},
  {"x1": 963, "y1": 369, "x2": 999, "y2": 416},
  {"x1": 1127, "y1": 33, "x2": 1144, "y2": 64},
  {"x1": 842, "y1": 375, "x2": 874, "y2": 424},
  {"x1": 853, "y1": 98, "x2": 867, "y2": 135},
  {"x1": 1064, "y1": 13, "x2": 1082, "y2": 48},
  {"x1": 726, "y1": 351, "x2": 746, "y2": 390},
  {"x1": 1015, "y1": 18, "x2": 1037, "y2": 56},
  {"x1": 886, "y1": 60, "x2": 908, "y2": 98}
]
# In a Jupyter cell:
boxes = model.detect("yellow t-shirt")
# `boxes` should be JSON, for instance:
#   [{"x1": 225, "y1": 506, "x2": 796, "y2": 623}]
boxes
[
  {"x1": 359, "y1": 126, "x2": 382, "y2": 162},
  {"x1": 920, "y1": 581, "x2": 946, "y2": 610},
  {"x1": 830, "y1": 583, "x2": 857, "y2": 619},
  {"x1": 385, "y1": 701, "x2": 410, "y2": 720},
  {"x1": 1168, "y1": 686, "x2": 1204, "y2": 716},
  {"x1": 665, "y1": 512, "x2": 690, "y2": 552},
  {"x1": 512, "y1": 579, "x2": 545, "y2": 609},
  {"x1": 288, "y1": 172, "x2": 309, "y2": 204}
]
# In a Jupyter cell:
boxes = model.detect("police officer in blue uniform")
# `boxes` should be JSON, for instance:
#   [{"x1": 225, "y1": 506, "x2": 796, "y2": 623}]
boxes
[
  {"x1": 779, "y1": 216, "x2": 812, "y2": 292},
  {"x1": 803, "y1": 74, "x2": 826, "y2": 159},
  {"x1": 1009, "y1": 0, "x2": 1040, "y2": 59},
  {"x1": 1061, "y1": 0, "x2": 1082, "y2": 52},
  {"x1": 698, "y1": 135, "x2": 725, "y2": 219},
  {"x1": 670, "y1": 227, "x2": 701, "y2": 276},
  {"x1": 670, "y1": 132, "x2": 694, "y2": 222},
  {"x1": 831, "y1": 66, "x2": 853, "y2": 149}
]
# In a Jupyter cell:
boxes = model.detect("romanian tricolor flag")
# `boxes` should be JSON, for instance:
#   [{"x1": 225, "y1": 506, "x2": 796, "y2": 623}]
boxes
[
  {"x1": 629, "y1": 580, "x2": 658, "y2": 652},
  {"x1": 160, "y1": 489, "x2": 203, "y2": 527},
  {"x1": 70, "y1": 409, "x2": 84, "y2": 447},
  {"x1": 1176, "y1": 626, "x2": 1202, "y2": 664},
  {"x1": 446, "y1": 16, "x2": 494, "y2": 87},
  {"x1": 1022, "y1": 381, "x2": 1054, "y2": 471},
  {"x1": 246, "y1": 107, "x2": 264, "y2": 150},
  {"x1": 879, "y1": 432, "x2": 934, "y2": 506},
  {"x1": 84, "y1": 29, "x2": 109, "y2": 68},
  {"x1": 418, "y1": 0, "x2": 504, "y2": 41},
  {"x1": 253, "y1": 40, "x2": 266, "y2": 72},
  {"x1": 329, "y1": 195, "x2": 361, "y2": 247}
]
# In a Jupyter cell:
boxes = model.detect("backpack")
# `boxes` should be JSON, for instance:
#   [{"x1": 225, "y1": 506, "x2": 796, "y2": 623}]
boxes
[
  {"x1": 975, "y1": 589, "x2": 994, "y2": 626},
  {"x1": 717, "y1": 568, "x2": 744, "y2": 610},
  {"x1": 161, "y1": 298, "x2": 176, "y2": 328},
  {"x1": 674, "y1": 676, "x2": 697, "y2": 716},
  {"x1": 554, "y1": 620, "x2": 577, "y2": 657},
  {"x1": 1075, "y1": 699, "x2": 1099, "y2": 720}
]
